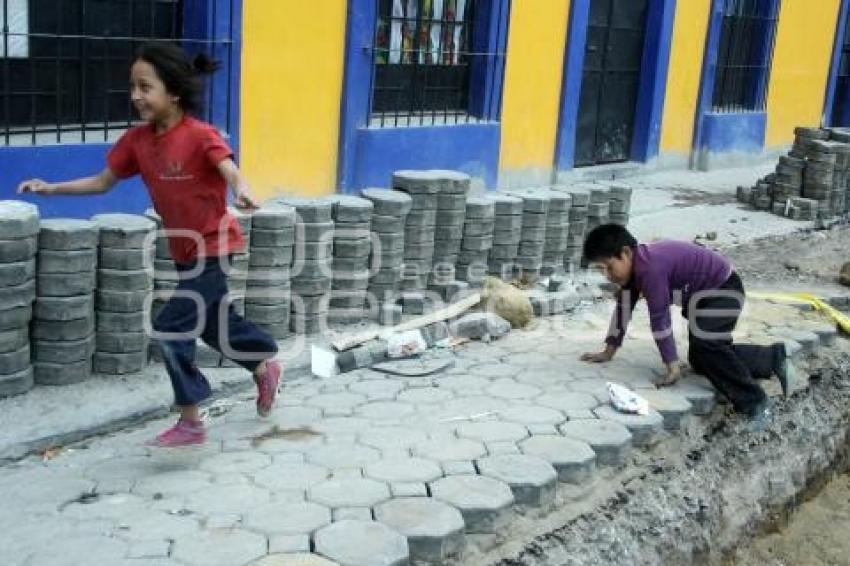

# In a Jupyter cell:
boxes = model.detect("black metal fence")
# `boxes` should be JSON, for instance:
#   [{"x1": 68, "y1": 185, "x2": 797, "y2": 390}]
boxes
[
  {"x1": 370, "y1": 0, "x2": 504, "y2": 127},
  {"x1": 0, "y1": 0, "x2": 236, "y2": 146},
  {"x1": 712, "y1": 0, "x2": 781, "y2": 112}
]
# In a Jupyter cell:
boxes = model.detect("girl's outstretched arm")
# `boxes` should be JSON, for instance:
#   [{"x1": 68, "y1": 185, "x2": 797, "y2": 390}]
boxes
[
  {"x1": 17, "y1": 168, "x2": 118, "y2": 196},
  {"x1": 217, "y1": 158, "x2": 258, "y2": 210}
]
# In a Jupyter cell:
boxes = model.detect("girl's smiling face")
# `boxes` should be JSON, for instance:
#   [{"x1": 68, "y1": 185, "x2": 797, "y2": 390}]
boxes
[{"x1": 130, "y1": 60, "x2": 181, "y2": 124}]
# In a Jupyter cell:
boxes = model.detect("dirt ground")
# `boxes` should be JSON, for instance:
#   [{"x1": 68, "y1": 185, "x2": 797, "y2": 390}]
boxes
[{"x1": 494, "y1": 224, "x2": 850, "y2": 566}]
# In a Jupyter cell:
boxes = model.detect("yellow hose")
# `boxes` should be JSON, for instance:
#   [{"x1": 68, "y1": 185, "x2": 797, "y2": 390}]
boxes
[{"x1": 748, "y1": 291, "x2": 850, "y2": 334}]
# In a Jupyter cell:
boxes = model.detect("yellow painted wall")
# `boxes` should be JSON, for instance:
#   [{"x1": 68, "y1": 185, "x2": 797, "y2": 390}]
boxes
[
  {"x1": 499, "y1": 0, "x2": 571, "y2": 180},
  {"x1": 659, "y1": 0, "x2": 712, "y2": 154},
  {"x1": 765, "y1": 0, "x2": 841, "y2": 148},
  {"x1": 240, "y1": 1, "x2": 347, "y2": 198}
]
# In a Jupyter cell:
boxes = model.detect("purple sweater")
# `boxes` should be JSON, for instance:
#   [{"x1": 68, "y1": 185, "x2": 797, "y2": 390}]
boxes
[{"x1": 605, "y1": 240, "x2": 733, "y2": 363}]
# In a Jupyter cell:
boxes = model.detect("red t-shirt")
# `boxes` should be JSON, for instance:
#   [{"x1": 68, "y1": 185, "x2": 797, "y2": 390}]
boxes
[{"x1": 107, "y1": 115, "x2": 245, "y2": 264}]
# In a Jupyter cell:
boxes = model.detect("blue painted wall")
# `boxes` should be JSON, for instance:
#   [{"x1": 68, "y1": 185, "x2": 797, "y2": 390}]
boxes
[
  {"x1": 701, "y1": 112, "x2": 767, "y2": 153},
  {"x1": 337, "y1": 0, "x2": 509, "y2": 193},
  {"x1": 825, "y1": 0, "x2": 850, "y2": 126}
]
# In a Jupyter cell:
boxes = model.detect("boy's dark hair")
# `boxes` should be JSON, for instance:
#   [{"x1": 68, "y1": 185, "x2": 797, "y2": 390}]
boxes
[
  {"x1": 134, "y1": 42, "x2": 220, "y2": 114},
  {"x1": 583, "y1": 224, "x2": 638, "y2": 261}
]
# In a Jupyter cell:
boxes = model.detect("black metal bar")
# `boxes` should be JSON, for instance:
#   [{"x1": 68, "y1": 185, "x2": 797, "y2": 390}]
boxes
[
  {"x1": 55, "y1": 1, "x2": 63, "y2": 143},
  {"x1": 103, "y1": 36, "x2": 109, "y2": 141},
  {"x1": 3, "y1": 0, "x2": 11, "y2": 146},
  {"x1": 29, "y1": 7, "x2": 36, "y2": 145},
  {"x1": 80, "y1": 0, "x2": 88, "y2": 142}
]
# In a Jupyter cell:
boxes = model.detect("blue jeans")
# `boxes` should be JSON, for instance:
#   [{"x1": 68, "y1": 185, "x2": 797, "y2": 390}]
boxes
[{"x1": 153, "y1": 256, "x2": 278, "y2": 407}]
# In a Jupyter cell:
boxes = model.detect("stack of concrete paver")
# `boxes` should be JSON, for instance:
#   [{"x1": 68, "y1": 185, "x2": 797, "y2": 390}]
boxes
[
  {"x1": 393, "y1": 171, "x2": 438, "y2": 292},
  {"x1": 830, "y1": 128, "x2": 850, "y2": 214},
  {"x1": 144, "y1": 209, "x2": 175, "y2": 325},
  {"x1": 288, "y1": 199, "x2": 334, "y2": 335},
  {"x1": 456, "y1": 196, "x2": 495, "y2": 287},
  {"x1": 586, "y1": 185, "x2": 611, "y2": 233},
  {"x1": 541, "y1": 190, "x2": 571, "y2": 277},
  {"x1": 330, "y1": 196, "x2": 374, "y2": 324},
  {"x1": 0, "y1": 201, "x2": 38, "y2": 397},
  {"x1": 246, "y1": 203, "x2": 296, "y2": 340},
  {"x1": 487, "y1": 194, "x2": 523, "y2": 280},
  {"x1": 803, "y1": 139, "x2": 837, "y2": 218},
  {"x1": 607, "y1": 182, "x2": 633, "y2": 227},
  {"x1": 512, "y1": 191, "x2": 550, "y2": 281},
  {"x1": 430, "y1": 170, "x2": 471, "y2": 296},
  {"x1": 227, "y1": 207, "x2": 252, "y2": 317},
  {"x1": 92, "y1": 214, "x2": 155, "y2": 375},
  {"x1": 564, "y1": 188, "x2": 589, "y2": 273},
  {"x1": 362, "y1": 188, "x2": 412, "y2": 325},
  {"x1": 32, "y1": 219, "x2": 97, "y2": 386}
]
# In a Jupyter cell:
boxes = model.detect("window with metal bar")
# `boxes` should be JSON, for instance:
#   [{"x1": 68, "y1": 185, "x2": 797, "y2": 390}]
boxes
[
  {"x1": 370, "y1": 0, "x2": 504, "y2": 127},
  {"x1": 711, "y1": 0, "x2": 780, "y2": 113},
  {"x1": 0, "y1": 0, "x2": 235, "y2": 147}
]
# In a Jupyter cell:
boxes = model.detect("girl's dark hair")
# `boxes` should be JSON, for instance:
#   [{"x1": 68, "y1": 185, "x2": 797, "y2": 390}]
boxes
[
  {"x1": 583, "y1": 224, "x2": 638, "y2": 262},
  {"x1": 134, "y1": 42, "x2": 220, "y2": 114}
]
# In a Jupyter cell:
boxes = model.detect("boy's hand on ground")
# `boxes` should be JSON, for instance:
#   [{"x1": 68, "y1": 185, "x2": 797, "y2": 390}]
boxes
[{"x1": 17, "y1": 179, "x2": 54, "y2": 195}]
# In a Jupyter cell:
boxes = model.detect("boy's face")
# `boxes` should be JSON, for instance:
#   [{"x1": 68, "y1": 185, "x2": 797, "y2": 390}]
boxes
[
  {"x1": 130, "y1": 60, "x2": 180, "y2": 123},
  {"x1": 592, "y1": 246, "x2": 633, "y2": 286}
]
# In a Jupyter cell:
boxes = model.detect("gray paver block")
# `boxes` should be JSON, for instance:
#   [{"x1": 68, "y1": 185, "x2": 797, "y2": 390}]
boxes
[
  {"x1": 92, "y1": 351, "x2": 145, "y2": 375},
  {"x1": 771, "y1": 327, "x2": 820, "y2": 353},
  {"x1": 36, "y1": 249, "x2": 96, "y2": 275},
  {"x1": 485, "y1": 441, "x2": 521, "y2": 455},
  {"x1": 0, "y1": 236, "x2": 37, "y2": 263},
  {"x1": 375, "y1": 497, "x2": 465, "y2": 563},
  {"x1": 486, "y1": 380, "x2": 542, "y2": 400},
  {"x1": 0, "y1": 201, "x2": 39, "y2": 239},
  {"x1": 0, "y1": 327, "x2": 28, "y2": 354},
  {"x1": 558, "y1": 418, "x2": 633, "y2": 467},
  {"x1": 518, "y1": 435, "x2": 596, "y2": 485},
  {"x1": 32, "y1": 316, "x2": 94, "y2": 341},
  {"x1": 314, "y1": 520, "x2": 409, "y2": 566},
  {"x1": 92, "y1": 213, "x2": 156, "y2": 248},
  {"x1": 252, "y1": 554, "x2": 338, "y2": 566},
  {"x1": 441, "y1": 460, "x2": 477, "y2": 476},
  {"x1": 99, "y1": 246, "x2": 153, "y2": 270},
  {"x1": 664, "y1": 379, "x2": 717, "y2": 416},
  {"x1": 359, "y1": 427, "x2": 429, "y2": 451},
  {"x1": 391, "y1": 482, "x2": 428, "y2": 497},
  {"x1": 199, "y1": 451, "x2": 272, "y2": 475},
  {"x1": 31, "y1": 335, "x2": 93, "y2": 363},
  {"x1": 96, "y1": 310, "x2": 145, "y2": 333},
  {"x1": 184, "y1": 484, "x2": 271, "y2": 517},
  {"x1": 306, "y1": 443, "x2": 381, "y2": 469},
  {"x1": 34, "y1": 358, "x2": 90, "y2": 385},
  {"x1": 476, "y1": 454, "x2": 558, "y2": 506},
  {"x1": 171, "y1": 529, "x2": 267, "y2": 566},
  {"x1": 36, "y1": 271, "x2": 95, "y2": 297},
  {"x1": 308, "y1": 478, "x2": 391, "y2": 508},
  {"x1": 131, "y1": 470, "x2": 213, "y2": 498},
  {"x1": 306, "y1": 392, "x2": 368, "y2": 412},
  {"x1": 38, "y1": 218, "x2": 98, "y2": 250},
  {"x1": 268, "y1": 534, "x2": 312, "y2": 554},
  {"x1": 397, "y1": 387, "x2": 453, "y2": 404},
  {"x1": 593, "y1": 405, "x2": 664, "y2": 447},
  {"x1": 349, "y1": 380, "x2": 405, "y2": 400},
  {"x1": 640, "y1": 389, "x2": 694, "y2": 430},
  {"x1": 536, "y1": 390, "x2": 600, "y2": 412},
  {"x1": 253, "y1": 463, "x2": 330, "y2": 492},
  {"x1": 253, "y1": 204, "x2": 298, "y2": 230},
  {"x1": 333, "y1": 507, "x2": 373, "y2": 521},
  {"x1": 0, "y1": 259, "x2": 34, "y2": 288},
  {"x1": 126, "y1": 539, "x2": 170, "y2": 559},
  {"x1": 97, "y1": 268, "x2": 153, "y2": 291},
  {"x1": 243, "y1": 502, "x2": 331, "y2": 535},
  {"x1": 365, "y1": 457, "x2": 443, "y2": 484},
  {"x1": 429, "y1": 475, "x2": 514, "y2": 534},
  {"x1": 456, "y1": 421, "x2": 529, "y2": 443},
  {"x1": 414, "y1": 438, "x2": 487, "y2": 462},
  {"x1": 0, "y1": 346, "x2": 27, "y2": 375},
  {"x1": 497, "y1": 404, "x2": 566, "y2": 426},
  {"x1": 356, "y1": 401, "x2": 416, "y2": 420}
]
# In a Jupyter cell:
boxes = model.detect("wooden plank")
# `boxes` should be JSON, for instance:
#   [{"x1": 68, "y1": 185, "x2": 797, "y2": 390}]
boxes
[{"x1": 331, "y1": 292, "x2": 481, "y2": 352}]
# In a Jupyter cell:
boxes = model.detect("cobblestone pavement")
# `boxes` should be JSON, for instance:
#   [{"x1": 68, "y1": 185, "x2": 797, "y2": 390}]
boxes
[{"x1": 0, "y1": 294, "x2": 835, "y2": 565}]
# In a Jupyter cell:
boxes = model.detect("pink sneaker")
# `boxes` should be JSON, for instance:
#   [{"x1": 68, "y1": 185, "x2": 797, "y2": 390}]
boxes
[
  {"x1": 256, "y1": 360, "x2": 282, "y2": 417},
  {"x1": 151, "y1": 418, "x2": 206, "y2": 447}
]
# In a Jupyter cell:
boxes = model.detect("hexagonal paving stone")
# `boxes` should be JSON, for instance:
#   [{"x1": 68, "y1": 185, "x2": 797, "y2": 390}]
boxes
[
  {"x1": 308, "y1": 478, "x2": 391, "y2": 508},
  {"x1": 349, "y1": 380, "x2": 405, "y2": 400},
  {"x1": 173, "y1": 528, "x2": 267, "y2": 566},
  {"x1": 272, "y1": 406, "x2": 324, "y2": 428},
  {"x1": 593, "y1": 405, "x2": 664, "y2": 447},
  {"x1": 111, "y1": 508, "x2": 202, "y2": 541},
  {"x1": 430, "y1": 396, "x2": 509, "y2": 419},
  {"x1": 640, "y1": 389, "x2": 694, "y2": 430},
  {"x1": 397, "y1": 387, "x2": 454, "y2": 404},
  {"x1": 665, "y1": 379, "x2": 717, "y2": 415},
  {"x1": 467, "y1": 362, "x2": 521, "y2": 379},
  {"x1": 355, "y1": 401, "x2": 416, "y2": 421},
  {"x1": 517, "y1": 435, "x2": 596, "y2": 485},
  {"x1": 306, "y1": 392, "x2": 368, "y2": 412},
  {"x1": 505, "y1": 352, "x2": 557, "y2": 369},
  {"x1": 485, "y1": 380, "x2": 542, "y2": 400},
  {"x1": 199, "y1": 451, "x2": 272, "y2": 475},
  {"x1": 476, "y1": 454, "x2": 557, "y2": 507},
  {"x1": 566, "y1": 379, "x2": 610, "y2": 402},
  {"x1": 414, "y1": 438, "x2": 487, "y2": 462},
  {"x1": 365, "y1": 457, "x2": 443, "y2": 484},
  {"x1": 375, "y1": 497, "x2": 465, "y2": 563},
  {"x1": 252, "y1": 553, "x2": 338, "y2": 566},
  {"x1": 429, "y1": 475, "x2": 514, "y2": 534},
  {"x1": 535, "y1": 391, "x2": 600, "y2": 412},
  {"x1": 497, "y1": 404, "x2": 566, "y2": 425},
  {"x1": 314, "y1": 520, "x2": 408, "y2": 566},
  {"x1": 243, "y1": 502, "x2": 332, "y2": 535},
  {"x1": 558, "y1": 419, "x2": 633, "y2": 467},
  {"x1": 84, "y1": 455, "x2": 182, "y2": 482},
  {"x1": 184, "y1": 484, "x2": 271, "y2": 516},
  {"x1": 359, "y1": 426, "x2": 430, "y2": 451},
  {"x1": 305, "y1": 443, "x2": 381, "y2": 469},
  {"x1": 433, "y1": 375, "x2": 492, "y2": 392},
  {"x1": 253, "y1": 462, "x2": 330, "y2": 492},
  {"x1": 132, "y1": 470, "x2": 213, "y2": 498},
  {"x1": 456, "y1": 421, "x2": 529, "y2": 443}
]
